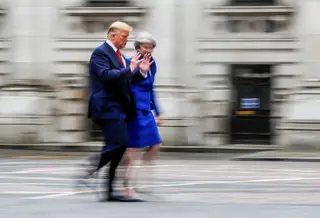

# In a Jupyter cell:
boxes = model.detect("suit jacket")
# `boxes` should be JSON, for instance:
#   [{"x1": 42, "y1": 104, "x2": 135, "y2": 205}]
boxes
[
  {"x1": 130, "y1": 57, "x2": 161, "y2": 116},
  {"x1": 87, "y1": 42, "x2": 145, "y2": 121}
]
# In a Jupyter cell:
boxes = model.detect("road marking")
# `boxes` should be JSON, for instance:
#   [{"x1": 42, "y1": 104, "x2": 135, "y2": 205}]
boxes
[
  {"x1": 0, "y1": 169, "x2": 316, "y2": 179},
  {"x1": 0, "y1": 164, "x2": 315, "y2": 174},
  {"x1": 0, "y1": 191, "x2": 64, "y2": 194},
  {"x1": 2, "y1": 167, "x2": 78, "y2": 174},
  {"x1": 7, "y1": 155, "x2": 78, "y2": 159},
  {"x1": 26, "y1": 191, "x2": 80, "y2": 199},
  {"x1": 25, "y1": 177, "x2": 320, "y2": 200},
  {"x1": 0, "y1": 162, "x2": 189, "y2": 168},
  {"x1": 269, "y1": 169, "x2": 317, "y2": 173},
  {"x1": 0, "y1": 161, "x2": 85, "y2": 165},
  {"x1": 0, "y1": 175, "x2": 74, "y2": 181},
  {"x1": 0, "y1": 162, "x2": 317, "y2": 176},
  {"x1": 0, "y1": 182, "x2": 71, "y2": 186},
  {"x1": 0, "y1": 161, "x2": 316, "y2": 171}
]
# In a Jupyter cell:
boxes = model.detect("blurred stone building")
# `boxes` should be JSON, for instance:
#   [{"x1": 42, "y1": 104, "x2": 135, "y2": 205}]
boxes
[{"x1": 0, "y1": 0, "x2": 318, "y2": 149}]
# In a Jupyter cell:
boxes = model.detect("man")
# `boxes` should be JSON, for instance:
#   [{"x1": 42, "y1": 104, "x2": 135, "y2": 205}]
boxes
[{"x1": 79, "y1": 21, "x2": 152, "y2": 202}]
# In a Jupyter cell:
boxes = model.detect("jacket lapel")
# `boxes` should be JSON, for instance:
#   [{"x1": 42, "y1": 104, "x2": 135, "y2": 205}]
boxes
[
  {"x1": 102, "y1": 42, "x2": 132, "y2": 102},
  {"x1": 102, "y1": 42, "x2": 124, "y2": 69},
  {"x1": 125, "y1": 58, "x2": 130, "y2": 67}
]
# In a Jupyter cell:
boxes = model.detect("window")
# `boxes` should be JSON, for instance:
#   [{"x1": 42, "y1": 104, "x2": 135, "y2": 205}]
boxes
[
  {"x1": 229, "y1": 0, "x2": 276, "y2": 6},
  {"x1": 85, "y1": 0, "x2": 130, "y2": 7},
  {"x1": 229, "y1": 19, "x2": 276, "y2": 33}
]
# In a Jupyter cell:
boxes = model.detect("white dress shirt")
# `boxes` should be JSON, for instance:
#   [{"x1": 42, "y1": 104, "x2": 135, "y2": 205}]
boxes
[{"x1": 106, "y1": 40, "x2": 126, "y2": 67}]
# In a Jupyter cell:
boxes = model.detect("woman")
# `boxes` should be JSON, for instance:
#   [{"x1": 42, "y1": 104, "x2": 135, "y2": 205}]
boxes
[{"x1": 123, "y1": 32, "x2": 162, "y2": 198}]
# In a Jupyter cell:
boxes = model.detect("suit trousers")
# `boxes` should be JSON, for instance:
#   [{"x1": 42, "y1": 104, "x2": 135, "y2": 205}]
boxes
[{"x1": 94, "y1": 118, "x2": 128, "y2": 195}]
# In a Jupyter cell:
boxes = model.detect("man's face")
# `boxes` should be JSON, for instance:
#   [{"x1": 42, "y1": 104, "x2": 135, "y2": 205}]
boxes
[{"x1": 111, "y1": 30, "x2": 129, "y2": 49}]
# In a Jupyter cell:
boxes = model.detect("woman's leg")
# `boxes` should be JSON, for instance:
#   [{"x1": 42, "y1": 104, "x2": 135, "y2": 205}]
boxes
[
  {"x1": 123, "y1": 148, "x2": 142, "y2": 197},
  {"x1": 143, "y1": 143, "x2": 161, "y2": 164},
  {"x1": 138, "y1": 143, "x2": 161, "y2": 193}
]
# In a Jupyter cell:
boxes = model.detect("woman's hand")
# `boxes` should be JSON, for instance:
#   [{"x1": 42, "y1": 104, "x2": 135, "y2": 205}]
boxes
[{"x1": 155, "y1": 115, "x2": 163, "y2": 126}]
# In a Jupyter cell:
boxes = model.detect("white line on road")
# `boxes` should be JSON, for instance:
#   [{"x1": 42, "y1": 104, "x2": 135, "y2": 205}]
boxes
[
  {"x1": 0, "y1": 167, "x2": 316, "y2": 176},
  {"x1": 24, "y1": 177, "x2": 320, "y2": 200},
  {"x1": 0, "y1": 161, "x2": 85, "y2": 165},
  {"x1": 268, "y1": 169, "x2": 317, "y2": 173},
  {"x1": 25, "y1": 191, "x2": 79, "y2": 199},
  {"x1": 0, "y1": 182, "x2": 71, "y2": 186},
  {"x1": 0, "y1": 162, "x2": 317, "y2": 174},
  {"x1": 0, "y1": 191, "x2": 65, "y2": 194},
  {"x1": 0, "y1": 168, "x2": 216, "y2": 174},
  {"x1": 0, "y1": 162, "x2": 192, "y2": 169},
  {"x1": 0, "y1": 167, "x2": 78, "y2": 174},
  {"x1": 0, "y1": 175, "x2": 74, "y2": 181}
]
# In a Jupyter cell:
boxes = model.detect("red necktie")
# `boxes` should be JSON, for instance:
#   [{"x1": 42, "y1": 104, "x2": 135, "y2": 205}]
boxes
[{"x1": 116, "y1": 49, "x2": 125, "y2": 67}]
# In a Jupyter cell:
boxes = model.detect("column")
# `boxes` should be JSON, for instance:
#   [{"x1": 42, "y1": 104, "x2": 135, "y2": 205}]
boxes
[
  {"x1": 277, "y1": 0, "x2": 320, "y2": 149},
  {"x1": 0, "y1": 1, "x2": 58, "y2": 144},
  {"x1": 142, "y1": 0, "x2": 176, "y2": 86},
  {"x1": 10, "y1": 0, "x2": 57, "y2": 82},
  {"x1": 139, "y1": 0, "x2": 184, "y2": 145},
  {"x1": 296, "y1": 0, "x2": 320, "y2": 81},
  {"x1": 178, "y1": 0, "x2": 205, "y2": 145}
]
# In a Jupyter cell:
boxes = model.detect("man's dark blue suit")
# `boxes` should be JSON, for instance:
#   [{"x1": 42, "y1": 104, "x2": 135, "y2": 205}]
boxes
[{"x1": 87, "y1": 41, "x2": 145, "y2": 201}]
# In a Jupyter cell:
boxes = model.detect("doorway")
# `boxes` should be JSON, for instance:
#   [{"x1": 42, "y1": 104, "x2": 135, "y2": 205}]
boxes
[{"x1": 229, "y1": 64, "x2": 273, "y2": 144}]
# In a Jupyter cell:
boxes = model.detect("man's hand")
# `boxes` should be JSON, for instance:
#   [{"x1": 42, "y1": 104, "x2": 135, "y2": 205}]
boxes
[
  {"x1": 129, "y1": 52, "x2": 142, "y2": 73},
  {"x1": 139, "y1": 53, "x2": 154, "y2": 73}
]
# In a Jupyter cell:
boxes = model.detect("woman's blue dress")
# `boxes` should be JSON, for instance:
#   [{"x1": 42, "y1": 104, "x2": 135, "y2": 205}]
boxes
[{"x1": 127, "y1": 59, "x2": 162, "y2": 148}]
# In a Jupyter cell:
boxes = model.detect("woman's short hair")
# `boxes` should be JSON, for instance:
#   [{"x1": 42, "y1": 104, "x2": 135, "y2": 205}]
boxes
[{"x1": 134, "y1": 32, "x2": 157, "y2": 50}]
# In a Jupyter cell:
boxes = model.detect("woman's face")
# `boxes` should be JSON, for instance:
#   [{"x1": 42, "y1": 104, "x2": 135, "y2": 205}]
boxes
[{"x1": 138, "y1": 43, "x2": 154, "y2": 56}]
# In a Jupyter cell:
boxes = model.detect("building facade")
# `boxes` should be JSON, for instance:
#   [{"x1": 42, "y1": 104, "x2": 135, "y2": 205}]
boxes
[{"x1": 0, "y1": 0, "x2": 319, "y2": 149}]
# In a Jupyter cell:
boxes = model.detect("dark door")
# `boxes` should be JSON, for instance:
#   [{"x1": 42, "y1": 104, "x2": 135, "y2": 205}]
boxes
[{"x1": 229, "y1": 65, "x2": 272, "y2": 144}]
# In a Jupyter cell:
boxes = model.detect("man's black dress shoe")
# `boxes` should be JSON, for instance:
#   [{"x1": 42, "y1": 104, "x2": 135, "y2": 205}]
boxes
[
  {"x1": 125, "y1": 196, "x2": 147, "y2": 202},
  {"x1": 99, "y1": 192, "x2": 146, "y2": 202},
  {"x1": 74, "y1": 165, "x2": 97, "y2": 191}
]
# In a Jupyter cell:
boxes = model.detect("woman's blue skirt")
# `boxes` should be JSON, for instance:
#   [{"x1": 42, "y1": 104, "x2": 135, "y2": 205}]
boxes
[{"x1": 127, "y1": 110, "x2": 162, "y2": 148}]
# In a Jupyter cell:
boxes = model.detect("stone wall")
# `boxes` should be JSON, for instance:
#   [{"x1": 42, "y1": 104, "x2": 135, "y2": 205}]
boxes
[{"x1": 0, "y1": 0, "x2": 308, "y2": 147}]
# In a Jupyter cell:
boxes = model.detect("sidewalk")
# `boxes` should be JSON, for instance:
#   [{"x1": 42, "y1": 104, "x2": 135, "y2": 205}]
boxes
[
  {"x1": 0, "y1": 142, "x2": 278, "y2": 153},
  {"x1": 232, "y1": 150, "x2": 320, "y2": 162},
  {"x1": 0, "y1": 143, "x2": 319, "y2": 162}
]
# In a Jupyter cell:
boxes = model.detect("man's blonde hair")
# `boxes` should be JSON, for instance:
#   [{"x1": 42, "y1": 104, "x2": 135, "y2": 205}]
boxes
[{"x1": 107, "y1": 21, "x2": 132, "y2": 38}]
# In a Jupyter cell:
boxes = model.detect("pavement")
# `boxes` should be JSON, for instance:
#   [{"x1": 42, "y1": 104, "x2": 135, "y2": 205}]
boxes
[
  {"x1": 233, "y1": 150, "x2": 320, "y2": 162},
  {"x1": 0, "y1": 142, "x2": 279, "y2": 153},
  {"x1": 1, "y1": 143, "x2": 320, "y2": 162},
  {"x1": 0, "y1": 152, "x2": 320, "y2": 217}
]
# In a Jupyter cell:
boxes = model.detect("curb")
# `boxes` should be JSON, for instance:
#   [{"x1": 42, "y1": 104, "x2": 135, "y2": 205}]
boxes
[
  {"x1": 0, "y1": 143, "x2": 277, "y2": 154},
  {"x1": 232, "y1": 157, "x2": 320, "y2": 162},
  {"x1": 160, "y1": 146, "x2": 274, "y2": 153},
  {"x1": 232, "y1": 150, "x2": 320, "y2": 162},
  {"x1": 1, "y1": 144, "x2": 319, "y2": 162}
]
